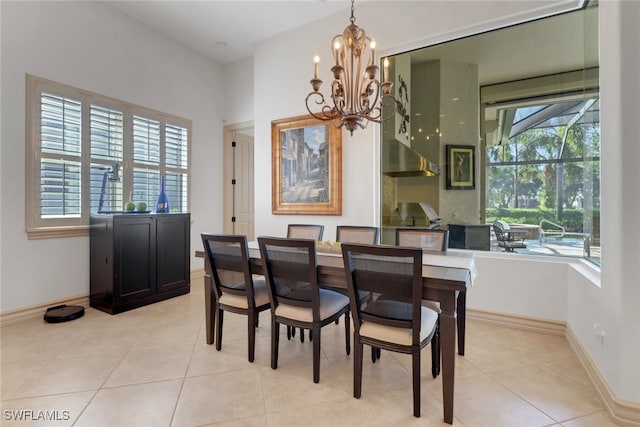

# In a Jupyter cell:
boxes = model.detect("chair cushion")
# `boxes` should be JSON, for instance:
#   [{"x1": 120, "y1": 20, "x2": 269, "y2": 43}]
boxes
[
  {"x1": 359, "y1": 306, "x2": 438, "y2": 345},
  {"x1": 422, "y1": 299, "x2": 441, "y2": 313},
  {"x1": 275, "y1": 289, "x2": 349, "y2": 322},
  {"x1": 218, "y1": 277, "x2": 270, "y2": 308}
]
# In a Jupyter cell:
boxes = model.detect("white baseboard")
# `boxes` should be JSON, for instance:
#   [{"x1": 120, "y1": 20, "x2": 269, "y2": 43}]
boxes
[
  {"x1": 0, "y1": 294, "x2": 90, "y2": 326},
  {"x1": 467, "y1": 307, "x2": 566, "y2": 335},
  {"x1": 1, "y1": 270, "x2": 206, "y2": 326},
  {"x1": 469, "y1": 307, "x2": 640, "y2": 426},
  {"x1": 565, "y1": 327, "x2": 640, "y2": 426}
]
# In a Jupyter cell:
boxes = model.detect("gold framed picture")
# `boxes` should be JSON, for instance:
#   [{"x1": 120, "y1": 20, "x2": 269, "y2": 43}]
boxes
[{"x1": 271, "y1": 114, "x2": 342, "y2": 215}]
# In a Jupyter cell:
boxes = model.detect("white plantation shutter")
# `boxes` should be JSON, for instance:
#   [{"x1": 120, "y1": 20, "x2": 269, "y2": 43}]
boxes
[
  {"x1": 132, "y1": 116, "x2": 161, "y2": 207},
  {"x1": 133, "y1": 116, "x2": 160, "y2": 165},
  {"x1": 90, "y1": 105, "x2": 124, "y2": 213},
  {"x1": 165, "y1": 124, "x2": 188, "y2": 169},
  {"x1": 165, "y1": 172, "x2": 189, "y2": 212},
  {"x1": 39, "y1": 93, "x2": 82, "y2": 218},
  {"x1": 27, "y1": 75, "x2": 191, "y2": 237},
  {"x1": 40, "y1": 159, "x2": 81, "y2": 218},
  {"x1": 164, "y1": 123, "x2": 189, "y2": 212},
  {"x1": 133, "y1": 168, "x2": 160, "y2": 208}
]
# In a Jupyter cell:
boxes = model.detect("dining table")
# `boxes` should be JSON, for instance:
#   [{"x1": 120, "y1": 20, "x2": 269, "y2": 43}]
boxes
[{"x1": 196, "y1": 241, "x2": 477, "y2": 424}]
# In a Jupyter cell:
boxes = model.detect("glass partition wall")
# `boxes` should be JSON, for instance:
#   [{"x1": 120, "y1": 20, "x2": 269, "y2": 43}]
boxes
[{"x1": 380, "y1": 3, "x2": 600, "y2": 265}]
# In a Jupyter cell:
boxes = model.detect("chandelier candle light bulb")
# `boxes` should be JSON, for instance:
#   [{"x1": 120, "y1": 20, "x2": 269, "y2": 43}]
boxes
[
  {"x1": 383, "y1": 57, "x2": 388, "y2": 83},
  {"x1": 314, "y1": 55, "x2": 319, "y2": 79}
]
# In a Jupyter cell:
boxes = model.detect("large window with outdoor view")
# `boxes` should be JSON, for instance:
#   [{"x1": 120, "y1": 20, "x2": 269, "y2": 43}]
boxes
[
  {"x1": 485, "y1": 95, "x2": 600, "y2": 265},
  {"x1": 26, "y1": 75, "x2": 191, "y2": 239}
]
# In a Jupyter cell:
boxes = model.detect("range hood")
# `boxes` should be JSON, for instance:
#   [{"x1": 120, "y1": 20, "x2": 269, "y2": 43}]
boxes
[{"x1": 382, "y1": 139, "x2": 441, "y2": 177}]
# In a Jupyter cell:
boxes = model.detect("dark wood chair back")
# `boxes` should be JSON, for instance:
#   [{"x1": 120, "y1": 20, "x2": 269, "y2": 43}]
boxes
[
  {"x1": 336, "y1": 226, "x2": 379, "y2": 244},
  {"x1": 201, "y1": 233, "x2": 255, "y2": 303},
  {"x1": 396, "y1": 228, "x2": 449, "y2": 251},
  {"x1": 341, "y1": 244, "x2": 423, "y2": 342},
  {"x1": 287, "y1": 224, "x2": 324, "y2": 241},
  {"x1": 258, "y1": 237, "x2": 319, "y2": 314}
]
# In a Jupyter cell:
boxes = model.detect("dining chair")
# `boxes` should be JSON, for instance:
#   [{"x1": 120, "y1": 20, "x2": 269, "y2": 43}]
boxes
[
  {"x1": 395, "y1": 228, "x2": 451, "y2": 365},
  {"x1": 336, "y1": 225, "x2": 379, "y2": 244},
  {"x1": 341, "y1": 243, "x2": 440, "y2": 417},
  {"x1": 286, "y1": 223, "x2": 325, "y2": 342},
  {"x1": 396, "y1": 228, "x2": 449, "y2": 251},
  {"x1": 258, "y1": 236, "x2": 351, "y2": 383},
  {"x1": 287, "y1": 224, "x2": 325, "y2": 240},
  {"x1": 333, "y1": 225, "x2": 379, "y2": 324},
  {"x1": 200, "y1": 234, "x2": 270, "y2": 362}
]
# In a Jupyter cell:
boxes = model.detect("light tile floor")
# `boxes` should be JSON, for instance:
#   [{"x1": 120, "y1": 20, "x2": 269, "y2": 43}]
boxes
[{"x1": 1, "y1": 279, "x2": 618, "y2": 426}]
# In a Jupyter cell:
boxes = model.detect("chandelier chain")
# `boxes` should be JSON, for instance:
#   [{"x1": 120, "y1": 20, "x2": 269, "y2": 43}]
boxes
[{"x1": 350, "y1": 0, "x2": 355, "y2": 24}]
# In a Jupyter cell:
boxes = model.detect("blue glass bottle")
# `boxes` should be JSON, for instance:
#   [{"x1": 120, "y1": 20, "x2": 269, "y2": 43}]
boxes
[{"x1": 155, "y1": 175, "x2": 169, "y2": 213}]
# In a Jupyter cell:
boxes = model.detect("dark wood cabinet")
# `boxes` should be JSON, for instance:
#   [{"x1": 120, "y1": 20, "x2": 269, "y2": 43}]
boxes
[{"x1": 90, "y1": 213, "x2": 190, "y2": 314}]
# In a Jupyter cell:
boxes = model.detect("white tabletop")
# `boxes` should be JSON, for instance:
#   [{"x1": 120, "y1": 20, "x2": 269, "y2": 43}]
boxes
[{"x1": 249, "y1": 240, "x2": 477, "y2": 284}]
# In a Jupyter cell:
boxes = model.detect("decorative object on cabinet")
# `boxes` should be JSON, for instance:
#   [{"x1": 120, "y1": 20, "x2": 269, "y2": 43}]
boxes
[
  {"x1": 155, "y1": 174, "x2": 169, "y2": 213},
  {"x1": 446, "y1": 145, "x2": 475, "y2": 190},
  {"x1": 271, "y1": 114, "x2": 342, "y2": 215},
  {"x1": 90, "y1": 213, "x2": 190, "y2": 314}
]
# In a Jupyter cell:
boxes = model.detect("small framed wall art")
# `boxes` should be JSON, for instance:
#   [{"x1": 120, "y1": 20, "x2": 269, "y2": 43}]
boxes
[{"x1": 446, "y1": 145, "x2": 475, "y2": 190}]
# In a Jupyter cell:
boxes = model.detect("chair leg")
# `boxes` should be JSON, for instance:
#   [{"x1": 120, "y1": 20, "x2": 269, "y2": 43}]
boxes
[
  {"x1": 205, "y1": 276, "x2": 215, "y2": 345},
  {"x1": 286, "y1": 325, "x2": 291, "y2": 340},
  {"x1": 344, "y1": 312, "x2": 351, "y2": 355},
  {"x1": 215, "y1": 308, "x2": 224, "y2": 351},
  {"x1": 300, "y1": 328, "x2": 305, "y2": 343},
  {"x1": 248, "y1": 311, "x2": 256, "y2": 363},
  {"x1": 271, "y1": 318, "x2": 279, "y2": 370},
  {"x1": 354, "y1": 336, "x2": 363, "y2": 398},
  {"x1": 412, "y1": 350, "x2": 421, "y2": 417},
  {"x1": 457, "y1": 292, "x2": 466, "y2": 356},
  {"x1": 371, "y1": 346, "x2": 381, "y2": 362},
  {"x1": 431, "y1": 320, "x2": 440, "y2": 378},
  {"x1": 312, "y1": 325, "x2": 321, "y2": 383}
]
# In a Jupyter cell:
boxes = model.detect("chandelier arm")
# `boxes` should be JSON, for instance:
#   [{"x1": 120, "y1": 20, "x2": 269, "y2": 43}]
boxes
[
  {"x1": 306, "y1": 92, "x2": 340, "y2": 121},
  {"x1": 331, "y1": 80, "x2": 346, "y2": 116}
]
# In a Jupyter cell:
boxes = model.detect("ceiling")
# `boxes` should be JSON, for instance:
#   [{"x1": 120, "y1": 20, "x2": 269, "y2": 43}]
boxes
[
  {"x1": 107, "y1": 1, "x2": 351, "y2": 64},
  {"x1": 407, "y1": 7, "x2": 597, "y2": 86},
  {"x1": 107, "y1": 1, "x2": 594, "y2": 86}
]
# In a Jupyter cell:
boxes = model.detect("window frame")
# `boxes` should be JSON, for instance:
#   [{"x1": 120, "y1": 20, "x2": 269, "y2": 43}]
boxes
[{"x1": 26, "y1": 75, "x2": 191, "y2": 239}]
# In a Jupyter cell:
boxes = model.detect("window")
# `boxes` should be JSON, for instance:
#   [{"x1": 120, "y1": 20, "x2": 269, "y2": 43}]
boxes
[
  {"x1": 484, "y1": 94, "x2": 600, "y2": 265},
  {"x1": 26, "y1": 75, "x2": 191, "y2": 239}
]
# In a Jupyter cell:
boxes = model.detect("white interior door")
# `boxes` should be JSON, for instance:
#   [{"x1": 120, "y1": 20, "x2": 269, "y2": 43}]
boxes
[{"x1": 223, "y1": 124, "x2": 255, "y2": 239}]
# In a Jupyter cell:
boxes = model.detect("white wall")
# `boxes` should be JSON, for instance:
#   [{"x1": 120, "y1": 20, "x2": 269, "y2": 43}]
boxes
[
  {"x1": 0, "y1": 1, "x2": 224, "y2": 310},
  {"x1": 223, "y1": 56, "x2": 254, "y2": 125},
  {"x1": 250, "y1": 0, "x2": 639, "y2": 404},
  {"x1": 588, "y1": 0, "x2": 640, "y2": 402}
]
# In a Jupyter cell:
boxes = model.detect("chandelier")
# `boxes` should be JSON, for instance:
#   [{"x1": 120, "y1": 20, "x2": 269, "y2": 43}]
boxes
[{"x1": 305, "y1": 0, "x2": 398, "y2": 135}]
